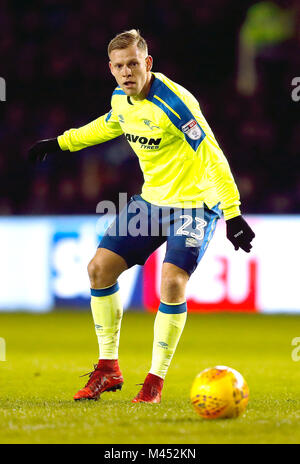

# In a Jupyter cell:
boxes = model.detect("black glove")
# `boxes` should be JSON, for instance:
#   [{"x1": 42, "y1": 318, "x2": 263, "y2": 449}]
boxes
[
  {"x1": 28, "y1": 138, "x2": 61, "y2": 163},
  {"x1": 226, "y1": 215, "x2": 255, "y2": 253}
]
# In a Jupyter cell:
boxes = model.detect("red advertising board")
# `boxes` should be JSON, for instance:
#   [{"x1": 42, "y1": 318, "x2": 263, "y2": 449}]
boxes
[{"x1": 143, "y1": 219, "x2": 259, "y2": 312}]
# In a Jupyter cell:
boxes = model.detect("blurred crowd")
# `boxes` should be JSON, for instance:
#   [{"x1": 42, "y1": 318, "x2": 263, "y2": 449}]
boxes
[{"x1": 0, "y1": 0, "x2": 299, "y2": 215}]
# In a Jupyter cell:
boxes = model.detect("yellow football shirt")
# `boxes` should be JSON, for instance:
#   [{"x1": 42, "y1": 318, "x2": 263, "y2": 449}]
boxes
[{"x1": 58, "y1": 72, "x2": 241, "y2": 220}]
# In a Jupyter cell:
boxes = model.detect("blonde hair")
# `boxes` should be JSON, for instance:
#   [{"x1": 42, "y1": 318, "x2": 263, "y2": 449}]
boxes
[{"x1": 108, "y1": 29, "x2": 148, "y2": 57}]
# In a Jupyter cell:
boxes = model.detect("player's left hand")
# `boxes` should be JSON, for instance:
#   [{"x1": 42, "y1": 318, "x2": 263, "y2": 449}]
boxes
[{"x1": 226, "y1": 215, "x2": 255, "y2": 253}]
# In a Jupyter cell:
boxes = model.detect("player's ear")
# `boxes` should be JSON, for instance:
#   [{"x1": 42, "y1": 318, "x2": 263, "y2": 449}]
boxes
[
  {"x1": 109, "y1": 61, "x2": 115, "y2": 76},
  {"x1": 145, "y1": 55, "x2": 153, "y2": 72}
]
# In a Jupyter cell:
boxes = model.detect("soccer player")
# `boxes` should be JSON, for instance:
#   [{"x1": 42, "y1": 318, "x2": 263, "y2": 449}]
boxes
[{"x1": 28, "y1": 29, "x2": 255, "y2": 403}]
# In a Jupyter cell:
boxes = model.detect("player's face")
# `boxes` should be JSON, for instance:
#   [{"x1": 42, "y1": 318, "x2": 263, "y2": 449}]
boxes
[{"x1": 109, "y1": 45, "x2": 153, "y2": 99}]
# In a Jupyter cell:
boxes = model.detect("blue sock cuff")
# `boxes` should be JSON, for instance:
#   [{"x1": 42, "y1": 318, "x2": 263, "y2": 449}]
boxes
[
  {"x1": 159, "y1": 301, "x2": 187, "y2": 314},
  {"x1": 91, "y1": 282, "x2": 119, "y2": 297}
]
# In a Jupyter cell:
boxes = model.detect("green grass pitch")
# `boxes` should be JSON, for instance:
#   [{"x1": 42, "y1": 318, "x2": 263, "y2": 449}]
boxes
[{"x1": 0, "y1": 310, "x2": 299, "y2": 444}]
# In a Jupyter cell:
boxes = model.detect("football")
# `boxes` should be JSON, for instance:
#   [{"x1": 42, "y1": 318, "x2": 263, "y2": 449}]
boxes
[{"x1": 190, "y1": 365, "x2": 249, "y2": 419}]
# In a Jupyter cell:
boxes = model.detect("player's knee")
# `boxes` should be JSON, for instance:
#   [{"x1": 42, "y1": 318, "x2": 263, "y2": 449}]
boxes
[
  {"x1": 87, "y1": 258, "x2": 108, "y2": 287},
  {"x1": 163, "y1": 273, "x2": 186, "y2": 295},
  {"x1": 87, "y1": 258, "x2": 98, "y2": 280}
]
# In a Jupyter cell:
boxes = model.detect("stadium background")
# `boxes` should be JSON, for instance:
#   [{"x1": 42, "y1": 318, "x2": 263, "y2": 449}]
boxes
[{"x1": 0, "y1": 0, "x2": 299, "y2": 313}]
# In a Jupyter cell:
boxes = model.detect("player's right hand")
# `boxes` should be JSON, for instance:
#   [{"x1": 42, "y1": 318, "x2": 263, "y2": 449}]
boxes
[{"x1": 28, "y1": 138, "x2": 60, "y2": 163}]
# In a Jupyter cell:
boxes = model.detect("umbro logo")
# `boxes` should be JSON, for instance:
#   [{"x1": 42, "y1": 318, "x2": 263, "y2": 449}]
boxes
[
  {"x1": 158, "y1": 341, "x2": 168, "y2": 349},
  {"x1": 186, "y1": 237, "x2": 199, "y2": 247}
]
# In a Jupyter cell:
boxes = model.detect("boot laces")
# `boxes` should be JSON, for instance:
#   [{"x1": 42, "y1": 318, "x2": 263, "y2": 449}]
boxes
[
  {"x1": 80, "y1": 364, "x2": 103, "y2": 388},
  {"x1": 135, "y1": 382, "x2": 159, "y2": 400}
]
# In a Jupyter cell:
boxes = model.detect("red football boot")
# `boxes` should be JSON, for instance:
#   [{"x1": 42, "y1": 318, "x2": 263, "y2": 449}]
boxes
[
  {"x1": 74, "y1": 359, "x2": 123, "y2": 401},
  {"x1": 132, "y1": 373, "x2": 164, "y2": 403}
]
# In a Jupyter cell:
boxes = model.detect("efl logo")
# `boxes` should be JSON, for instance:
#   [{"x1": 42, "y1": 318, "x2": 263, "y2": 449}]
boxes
[
  {"x1": 0, "y1": 77, "x2": 6, "y2": 101},
  {"x1": 181, "y1": 119, "x2": 202, "y2": 140},
  {"x1": 0, "y1": 337, "x2": 6, "y2": 361}
]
